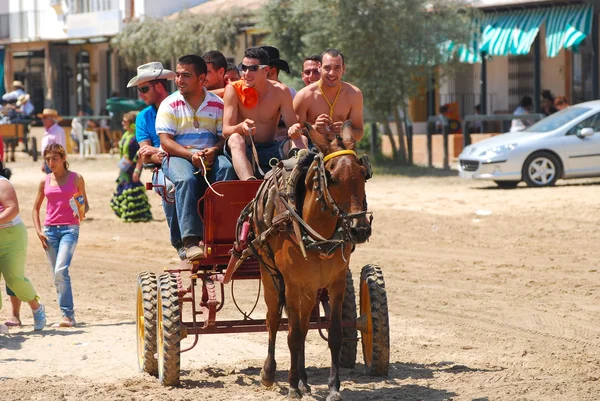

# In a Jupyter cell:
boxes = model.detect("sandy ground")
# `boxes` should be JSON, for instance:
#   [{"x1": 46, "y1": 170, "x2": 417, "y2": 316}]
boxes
[{"x1": 2, "y1": 150, "x2": 600, "y2": 401}]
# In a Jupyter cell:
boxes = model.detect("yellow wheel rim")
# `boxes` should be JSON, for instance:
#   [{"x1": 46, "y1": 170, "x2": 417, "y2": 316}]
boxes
[
  {"x1": 157, "y1": 293, "x2": 164, "y2": 374},
  {"x1": 136, "y1": 285, "x2": 144, "y2": 369}
]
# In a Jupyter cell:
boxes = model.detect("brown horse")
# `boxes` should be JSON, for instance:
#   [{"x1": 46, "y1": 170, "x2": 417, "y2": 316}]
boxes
[{"x1": 253, "y1": 121, "x2": 372, "y2": 400}]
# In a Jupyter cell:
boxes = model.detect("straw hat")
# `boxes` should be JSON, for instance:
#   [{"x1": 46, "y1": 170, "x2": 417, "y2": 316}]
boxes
[
  {"x1": 37, "y1": 108, "x2": 62, "y2": 120},
  {"x1": 127, "y1": 62, "x2": 176, "y2": 88},
  {"x1": 12, "y1": 80, "x2": 24, "y2": 88},
  {"x1": 16, "y1": 93, "x2": 30, "y2": 106}
]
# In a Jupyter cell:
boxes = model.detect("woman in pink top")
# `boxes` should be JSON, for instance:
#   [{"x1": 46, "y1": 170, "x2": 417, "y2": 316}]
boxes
[{"x1": 33, "y1": 144, "x2": 89, "y2": 327}]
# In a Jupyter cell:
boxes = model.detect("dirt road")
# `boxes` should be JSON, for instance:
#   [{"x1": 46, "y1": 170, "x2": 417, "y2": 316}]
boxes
[{"x1": 1, "y1": 153, "x2": 600, "y2": 401}]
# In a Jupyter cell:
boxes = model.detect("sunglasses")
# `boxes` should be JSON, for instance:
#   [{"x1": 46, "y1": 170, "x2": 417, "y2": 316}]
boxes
[
  {"x1": 239, "y1": 63, "x2": 268, "y2": 73},
  {"x1": 137, "y1": 84, "x2": 152, "y2": 94},
  {"x1": 302, "y1": 68, "x2": 320, "y2": 76}
]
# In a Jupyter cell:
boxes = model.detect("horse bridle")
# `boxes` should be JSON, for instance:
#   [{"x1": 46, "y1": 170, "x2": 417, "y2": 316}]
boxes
[{"x1": 312, "y1": 148, "x2": 373, "y2": 247}]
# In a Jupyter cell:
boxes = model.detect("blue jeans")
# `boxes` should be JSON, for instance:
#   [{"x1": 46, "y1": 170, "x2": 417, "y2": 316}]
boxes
[
  {"x1": 163, "y1": 199, "x2": 181, "y2": 249},
  {"x1": 152, "y1": 169, "x2": 181, "y2": 248},
  {"x1": 44, "y1": 225, "x2": 80, "y2": 319},
  {"x1": 162, "y1": 154, "x2": 234, "y2": 240}
]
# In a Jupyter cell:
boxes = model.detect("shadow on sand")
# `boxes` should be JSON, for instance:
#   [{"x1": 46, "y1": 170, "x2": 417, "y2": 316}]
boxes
[{"x1": 179, "y1": 360, "x2": 502, "y2": 400}]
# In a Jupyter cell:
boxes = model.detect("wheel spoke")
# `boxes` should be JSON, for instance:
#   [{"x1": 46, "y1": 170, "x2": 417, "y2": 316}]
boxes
[{"x1": 529, "y1": 157, "x2": 555, "y2": 185}]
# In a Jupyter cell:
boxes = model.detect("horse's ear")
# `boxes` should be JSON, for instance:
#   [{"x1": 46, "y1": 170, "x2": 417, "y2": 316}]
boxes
[
  {"x1": 303, "y1": 121, "x2": 329, "y2": 154},
  {"x1": 341, "y1": 120, "x2": 356, "y2": 149}
]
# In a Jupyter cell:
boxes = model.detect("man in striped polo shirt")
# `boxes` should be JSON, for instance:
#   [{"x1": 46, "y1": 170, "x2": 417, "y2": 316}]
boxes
[{"x1": 156, "y1": 54, "x2": 234, "y2": 261}]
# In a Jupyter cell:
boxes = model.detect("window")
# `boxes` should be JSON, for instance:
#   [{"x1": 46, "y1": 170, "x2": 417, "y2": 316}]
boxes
[
  {"x1": 572, "y1": 38, "x2": 594, "y2": 105},
  {"x1": 566, "y1": 112, "x2": 600, "y2": 136},
  {"x1": 67, "y1": 0, "x2": 115, "y2": 14},
  {"x1": 76, "y1": 50, "x2": 91, "y2": 113},
  {"x1": 508, "y1": 52, "x2": 534, "y2": 112},
  {"x1": 524, "y1": 106, "x2": 590, "y2": 133}
]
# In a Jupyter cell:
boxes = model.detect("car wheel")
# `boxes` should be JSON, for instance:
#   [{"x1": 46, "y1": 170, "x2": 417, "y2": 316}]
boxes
[
  {"x1": 494, "y1": 180, "x2": 519, "y2": 189},
  {"x1": 522, "y1": 151, "x2": 561, "y2": 187}
]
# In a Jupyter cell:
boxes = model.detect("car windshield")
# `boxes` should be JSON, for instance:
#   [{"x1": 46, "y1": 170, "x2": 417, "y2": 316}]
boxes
[{"x1": 523, "y1": 106, "x2": 592, "y2": 133}]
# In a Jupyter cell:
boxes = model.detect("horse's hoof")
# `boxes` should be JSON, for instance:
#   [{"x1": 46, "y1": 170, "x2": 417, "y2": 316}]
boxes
[
  {"x1": 326, "y1": 391, "x2": 343, "y2": 401},
  {"x1": 260, "y1": 368, "x2": 274, "y2": 388},
  {"x1": 287, "y1": 388, "x2": 302, "y2": 399},
  {"x1": 298, "y1": 380, "x2": 311, "y2": 395}
]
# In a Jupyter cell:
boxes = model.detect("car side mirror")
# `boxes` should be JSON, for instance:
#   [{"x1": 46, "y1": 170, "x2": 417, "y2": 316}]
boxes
[{"x1": 579, "y1": 127, "x2": 595, "y2": 137}]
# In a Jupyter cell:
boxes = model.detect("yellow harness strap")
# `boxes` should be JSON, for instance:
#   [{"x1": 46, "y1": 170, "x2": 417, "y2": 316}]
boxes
[
  {"x1": 318, "y1": 79, "x2": 342, "y2": 118},
  {"x1": 323, "y1": 150, "x2": 357, "y2": 163}
]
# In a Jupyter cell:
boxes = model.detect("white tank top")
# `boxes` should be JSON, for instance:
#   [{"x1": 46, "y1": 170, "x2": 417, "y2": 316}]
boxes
[{"x1": 0, "y1": 176, "x2": 23, "y2": 229}]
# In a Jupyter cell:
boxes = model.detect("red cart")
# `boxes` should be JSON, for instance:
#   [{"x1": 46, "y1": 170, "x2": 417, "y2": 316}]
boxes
[{"x1": 136, "y1": 179, "x2": 389, "y2": 386}]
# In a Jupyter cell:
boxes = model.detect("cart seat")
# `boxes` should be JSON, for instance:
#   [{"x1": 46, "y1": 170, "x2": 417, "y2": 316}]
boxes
[{"x1": 199, "y1": 180, "x2": 262, "y2": 259}]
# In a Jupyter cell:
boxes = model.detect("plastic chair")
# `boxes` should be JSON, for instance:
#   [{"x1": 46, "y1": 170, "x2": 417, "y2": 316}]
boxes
[
  {"x1": 83, "y1": 129, "x2": 100, "y2": 156},
  {"x1": 71, "y1": 120, "x2": 100, "y2": 158}
]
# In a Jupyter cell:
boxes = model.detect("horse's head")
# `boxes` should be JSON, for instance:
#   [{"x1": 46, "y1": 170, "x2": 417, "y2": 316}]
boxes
[{"x1": 303, "y1": 120, "x2": 372, "y2": 244}]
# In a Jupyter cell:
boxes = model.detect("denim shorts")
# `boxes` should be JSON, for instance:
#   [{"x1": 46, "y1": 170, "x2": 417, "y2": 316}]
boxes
[{"x1": 225, "y1": 138, "x2": 287, "y2": 178}]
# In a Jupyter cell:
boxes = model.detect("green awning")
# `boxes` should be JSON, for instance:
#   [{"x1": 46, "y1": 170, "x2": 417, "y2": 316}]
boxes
[
  {"x1": 480, "y1": 8, "x2": 547, "y2": 56},
  {"x1": 545, "y1": 4, "x2": 593, "y2": 58},
  {"x1": 452, "y1": 3, "x2": 594, "y2": 63}
]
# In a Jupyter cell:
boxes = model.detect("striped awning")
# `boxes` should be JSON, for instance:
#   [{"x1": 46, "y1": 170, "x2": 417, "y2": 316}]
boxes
[
  {"x1": 480, "y1": 8, "x2": 547, "y2": 56},
  {"x1": 545, "y1": 4, "x2": 594, "y2": 58},
  {"x1": 451, "y1": 3, "x2": 594, "y2": 63}
]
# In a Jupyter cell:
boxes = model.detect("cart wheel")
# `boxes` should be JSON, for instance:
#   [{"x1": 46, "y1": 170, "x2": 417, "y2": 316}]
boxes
[
  {"x1": 157, "y1": 272, "x2": 181, "y2": 386},
  {"x1": 136, "y1": 271, "x2": 158, "y2": 376},
  {"x1": 340, "y1": 269, "x2": 357, "y2": 368},
  {"x1": 30, "y1": 137, "x2": 38, "y2": 162},
  {"x1": 359, "y1": 264, "x2": 389, "y2": 376}
]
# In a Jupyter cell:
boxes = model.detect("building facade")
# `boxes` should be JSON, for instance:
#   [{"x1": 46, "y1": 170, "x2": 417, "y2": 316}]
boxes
[
  {"x1": 433, "y1": 0, "x2": 598, "y2": 126},
  {"x1": 0, "y1": 0, "x2": 209, "y2": 116}
]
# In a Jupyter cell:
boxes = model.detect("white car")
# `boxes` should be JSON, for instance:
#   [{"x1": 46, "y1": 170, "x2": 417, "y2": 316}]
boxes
[{"x1": 458, "y1": 100, "x2": 600, "y2": 188}]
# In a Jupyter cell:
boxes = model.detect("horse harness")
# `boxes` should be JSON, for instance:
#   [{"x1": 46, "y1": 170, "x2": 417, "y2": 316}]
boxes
[{"x1": 233, "y1": 148, "x2": 372, "y2": 293}]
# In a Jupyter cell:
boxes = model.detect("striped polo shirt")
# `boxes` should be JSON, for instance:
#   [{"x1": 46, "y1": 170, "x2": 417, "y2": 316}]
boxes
[{"x1": 155, "y1": 87, "x2": 224, "y2": 150}]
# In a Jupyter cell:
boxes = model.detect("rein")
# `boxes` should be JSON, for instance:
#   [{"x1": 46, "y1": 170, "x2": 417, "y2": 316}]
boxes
[{"x1": 164, "y1": 151, "x2": 224, "y2": 197}]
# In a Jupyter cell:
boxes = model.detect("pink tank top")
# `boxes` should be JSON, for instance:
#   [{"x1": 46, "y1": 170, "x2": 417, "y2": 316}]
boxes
[{"x1": 44, "y1": 172, "x2": 80, "y2": 226}]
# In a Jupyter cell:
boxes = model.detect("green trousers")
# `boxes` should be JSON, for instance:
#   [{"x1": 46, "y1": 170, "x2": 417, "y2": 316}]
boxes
[{"x1": 0, "y1": 222, "x2": 37, "y2": 309}]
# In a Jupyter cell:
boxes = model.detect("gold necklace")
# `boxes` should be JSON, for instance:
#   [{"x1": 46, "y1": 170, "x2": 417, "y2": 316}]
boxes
[
  {"x1": 318, "y1": 79, "x2": 342, "y2": 118},
  {"x1": 189, "y1": 104, "x2": 199, "y2": 129}
]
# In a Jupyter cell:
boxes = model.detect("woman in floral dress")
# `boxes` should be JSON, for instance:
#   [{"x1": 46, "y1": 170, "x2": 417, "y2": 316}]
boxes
[{"x1": 110, "y1": 112, "x2": 152, "y2": 222}]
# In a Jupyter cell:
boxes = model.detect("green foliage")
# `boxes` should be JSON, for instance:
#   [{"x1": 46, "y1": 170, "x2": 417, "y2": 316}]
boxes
[
  {"x1": 111, "y1": 11, "x2": 243, "y2": 68},
  {"x1": 259, "y1": 1, "x2": 315, "y2": 76},
  {"x1": 261, "y1": 0, "x2": 480, "y2": 118},
  {"x1": 356, "y1": 124, "x2": 381, "y2": 153}
]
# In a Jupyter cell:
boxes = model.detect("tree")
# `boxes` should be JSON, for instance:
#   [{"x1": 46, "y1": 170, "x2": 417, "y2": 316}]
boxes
[
  {"x1": 261, "y1": 0, "x2": 479, "y2": 163},
  {"x1": 111, "y1": 11, "x2": 243, "y2": 68}
]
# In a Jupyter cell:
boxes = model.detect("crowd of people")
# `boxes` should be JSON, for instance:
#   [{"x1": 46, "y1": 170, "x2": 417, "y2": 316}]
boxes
[
  {"x1": 0, "y1": 80, "x2": 36, "y2": 125},
  {"x1": 0, "y1": 44, "x2": 365, "y2": 332},
  {"x1": 510, "y1": 90, "x2": 570, "y2": 132}
]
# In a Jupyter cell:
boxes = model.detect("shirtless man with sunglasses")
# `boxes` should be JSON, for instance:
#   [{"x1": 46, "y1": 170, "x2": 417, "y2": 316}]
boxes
[
  {"x1": 223, "y1": 47, "x2": 307, "y2": 180},
  {"x1": 294, "y1": 48, "x2": 364, "y2": 141}
]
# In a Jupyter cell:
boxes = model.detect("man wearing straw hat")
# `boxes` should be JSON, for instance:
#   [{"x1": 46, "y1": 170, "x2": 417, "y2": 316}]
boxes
[
  {"x1": 39, "y1": 109, "x2": 66, "y2": 173},
  {"x1": 126, "y1": 61, "x2": 185, "y2": 259},
  {"x1": 1, "y1": 81, "x2": 27, "y2": 104}
]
